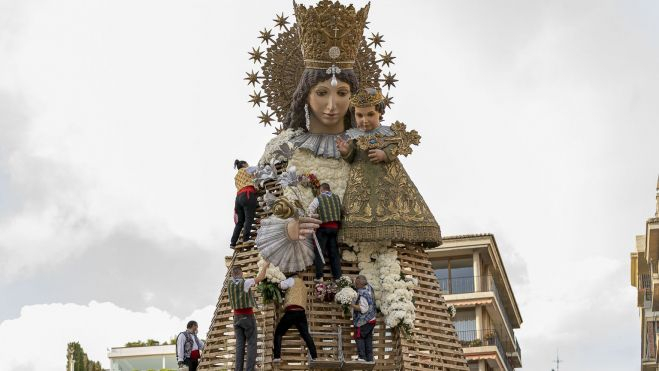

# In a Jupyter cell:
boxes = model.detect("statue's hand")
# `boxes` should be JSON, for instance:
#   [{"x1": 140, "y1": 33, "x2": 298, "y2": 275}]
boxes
[
  {"x1": 336, "y1": 137, "x2": 350, "y2": 156},
  {"x1": 368, "y1": 149, "x2": 387, "y2": 163},
  {"x1": 286, "y1": 216, "x2": 321, "y2": 240}
]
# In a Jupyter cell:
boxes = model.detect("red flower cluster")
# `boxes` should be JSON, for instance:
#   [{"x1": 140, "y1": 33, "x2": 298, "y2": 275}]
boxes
[{"x1": 298, "y1": 172, "x2": 321, "y2": 194}]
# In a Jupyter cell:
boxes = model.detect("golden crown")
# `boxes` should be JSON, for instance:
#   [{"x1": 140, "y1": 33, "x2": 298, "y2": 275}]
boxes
[
  {"x1": 294, "y1": 0, "x2": 370, "y2": 70},
  {"x1": 350, "y1": 87, "x2": 384, "y2": 107}
]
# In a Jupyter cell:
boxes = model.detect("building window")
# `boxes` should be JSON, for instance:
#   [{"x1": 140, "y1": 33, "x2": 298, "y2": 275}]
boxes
[
  {"x1": 434, "y1": 257, "x2": 474, "y2": 294},
  {"x1": 645, "y1": 320, "x2": 657, "y2": 359},
  {"x1": 454, "y1": 308, "x2": 477, "y2": 342}
]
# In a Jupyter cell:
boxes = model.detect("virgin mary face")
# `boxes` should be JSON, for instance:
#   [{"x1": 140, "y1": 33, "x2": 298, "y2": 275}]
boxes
[{"x1": 306, "y1": 79, "x2": 351, "y2": 134}]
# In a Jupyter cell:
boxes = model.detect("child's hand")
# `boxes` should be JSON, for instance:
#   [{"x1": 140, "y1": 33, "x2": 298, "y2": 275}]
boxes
[
  {"x1": 336, "y1": 137, "x2": 350, "y2": 156},
  {"x1": 368, "y1": 149, "x2": 387, "y2": 163}
]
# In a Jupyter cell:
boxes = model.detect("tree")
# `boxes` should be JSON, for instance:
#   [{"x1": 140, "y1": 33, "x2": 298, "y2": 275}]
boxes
[
  {"x1": 66, "y1": 342, "x2": 102, "y2": 371},
  {"x1": 124, "y1": 338, "x2": 162, "y2": 347}
]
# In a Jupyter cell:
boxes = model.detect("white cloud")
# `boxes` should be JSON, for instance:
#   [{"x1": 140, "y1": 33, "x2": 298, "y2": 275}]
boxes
[{"x1": 0, "y1": 301, "x2": 214, "y2": 371}]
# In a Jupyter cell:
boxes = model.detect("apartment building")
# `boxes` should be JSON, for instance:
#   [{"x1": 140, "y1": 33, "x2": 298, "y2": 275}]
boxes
[
  {"x1": 630, "y1": 178, "x2": 659, "y2": 370},
  {"x1": 427, "y1": 234, "x2": 523, "y2": 371}
]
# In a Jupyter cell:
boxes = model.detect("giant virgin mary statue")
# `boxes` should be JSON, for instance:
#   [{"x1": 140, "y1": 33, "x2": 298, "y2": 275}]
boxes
[{"x1": 200, "y1": 2, "x2": 467, "y2": 370}]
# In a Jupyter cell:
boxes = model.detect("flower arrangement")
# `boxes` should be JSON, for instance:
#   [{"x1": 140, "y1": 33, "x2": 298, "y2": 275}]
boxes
[
  {"x1": 286, "y1": 150, "x2": 350, "y2": 208},
  {"x1": 313, "y1": 281, "x2": 337, "y2": 302},
  {"x1": 336, "y1": 275, "x2": 353, "y2": 289},
  {"x1": 314, "y1": 282, "x2": 327, "y2": 301},
  {"x1": 257, "y1": 258, "x2": 286, "y2": 283},
  {"x1": 256, "y1": 281, "x2": 283, "y2": 305},
  {"x1": 354, "y1": 243, "x2": 417, "y2": 338},
  {"x1": 259, "y1": 128, "x2": 301, "y2": 165},
  {"x1": 298, "y1": 172, "x2": 321, "y2": 195},
  {"x1": 335, "y1": 286, "x2": 358, "y2": 317},
  {"x1": 325, "y1": 281, "x2": 338, "y2": 302},
  {"x1": 342, "y1": 249, "x2": 357, "y2": 262},
  {"x1": 255, "y1": 258, "x2": 286, "y2": 305}
]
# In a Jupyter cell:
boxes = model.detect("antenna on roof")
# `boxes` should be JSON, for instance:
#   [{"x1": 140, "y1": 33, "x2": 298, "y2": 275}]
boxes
[{"x1": 553, "y1": 350, "x2": 563, "y2": 371}]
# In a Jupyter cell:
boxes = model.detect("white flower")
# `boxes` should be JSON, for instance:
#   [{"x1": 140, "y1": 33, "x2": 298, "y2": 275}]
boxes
[
  {"x1": 335, "y1": 287, "x2": 358, "y2": 305},
  {"x1": 258, "y1": 257, "x2": 286, "y2": 283},
  {"x1": 287, "y1": 149, "x2": 350, "y2": 205},
  {"x1": 354, "y1": 246, "x2": 416, "y2": 332},
  {"x1": 342, "y1": 250, "x2": 357, "y2": 262},
  {"x1": 259, "y1": 128, "x2": 301, "y2": 165}
]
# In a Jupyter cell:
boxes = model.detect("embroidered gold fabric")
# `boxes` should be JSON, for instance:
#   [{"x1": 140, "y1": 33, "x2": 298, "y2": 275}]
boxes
[
  {"x1": 356, "y1": 121, "x2": 422, "y2": 158},
  {"x1": 340, "y1": 141, "x2": 442, "y2": 247}
]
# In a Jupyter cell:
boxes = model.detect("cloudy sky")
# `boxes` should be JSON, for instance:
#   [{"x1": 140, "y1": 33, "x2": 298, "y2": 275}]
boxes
[{"x1": 1, "y1": 0, "x2": 658, "y2": 370}]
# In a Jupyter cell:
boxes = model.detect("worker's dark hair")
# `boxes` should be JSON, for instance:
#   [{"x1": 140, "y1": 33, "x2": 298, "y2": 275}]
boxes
[{"x1": 234, "y1": 159, "x2": 248, "y2": 169}]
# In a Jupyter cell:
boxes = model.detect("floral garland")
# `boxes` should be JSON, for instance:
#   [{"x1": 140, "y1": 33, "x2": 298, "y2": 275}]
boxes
[{"x1": 354, "y1": 243, "x2": 416, "y2": 337}]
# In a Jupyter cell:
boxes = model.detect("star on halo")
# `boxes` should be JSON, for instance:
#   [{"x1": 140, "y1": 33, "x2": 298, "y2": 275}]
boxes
[
  {"x1": 379, "y1": 51, "x2": 396, "y2": 68},
  {"x1": 258, "y1": 28, "x2": 275, "y2": 45},
  {"x1": 258, "y1": 110, "x2": 276, "y2": 126},
  {"x1": 273, "y1": 13, "x2": 290, "y2": 30},
  {"x1": 248, "y1": 46, "x2": 265, "y2": 64},
  {"x1": 244, "y1": 70, "x2": 261, "y2": 86},
  {"x1": 249, "y1": 91, "x2": 265, "y2": 107},
  {"x1": 383, "y1": 92, "x2": 394, "y2": 109},
  {"x1": 368, "y1": 32, "x2": 385, "y2": 48},
  {"x1": 382, "y1": 72, "x2": 398, "y2": 89}
]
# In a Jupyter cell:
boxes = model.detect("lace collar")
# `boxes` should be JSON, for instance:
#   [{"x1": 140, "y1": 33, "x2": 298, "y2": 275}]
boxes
[
  {"x1": 290, "y1": 132, "x2": 344, "y2": 159},
  {"x1": 345, "y1": 125, "x2": 393, "y2": 139}
]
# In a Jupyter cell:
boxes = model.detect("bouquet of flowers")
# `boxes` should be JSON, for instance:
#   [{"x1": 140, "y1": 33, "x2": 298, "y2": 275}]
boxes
[
  {"x1": 336, "y1": 275, "x2": 353, "y2": 290},
  {"x1": 256, "y1": 281, "x2": 283, "y2": 305},
  {"x1": 335, "y1": 286, "x2": 358, "y2": 317},
  {"x1": 324, "y1": 281, "x2": 338, "y2": 302},
  {"x1": 298, "y1": 172, "x2": 321, "y2": 195},
  {"x1": 255, "y1": 259, "x2": 286, "y2": 305},
  {"x1": 314, "y1": 282, "x2": 327, "y2": 301}
]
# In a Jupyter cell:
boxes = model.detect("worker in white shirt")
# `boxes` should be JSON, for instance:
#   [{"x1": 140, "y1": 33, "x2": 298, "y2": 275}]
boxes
[
  {"x1": 228, "y1": 262, "x2": 270, "y2": 371},
  {"x1": 307, "y1": 182, "x2": 343, "y2": 281},
  {"x1": 176, "y1": 320, "x2": 205, "y2": 370}
]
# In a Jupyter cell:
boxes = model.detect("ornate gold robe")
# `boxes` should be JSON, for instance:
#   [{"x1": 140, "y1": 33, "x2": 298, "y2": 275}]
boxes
[{"x1": 340, "y1": 126, "x2": 441, "y2": 247}]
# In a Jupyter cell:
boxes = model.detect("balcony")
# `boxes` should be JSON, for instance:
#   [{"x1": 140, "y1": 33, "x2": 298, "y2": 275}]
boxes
[
  {"x1": 639, "y1": 273, "x2": 652, "y2": 308},
  {"x1": 456, "y1": 329, "x2": 514, "y2": 371},
  {"x1": 438, "y1": 275, "x2": 522, "y2": 367}
]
